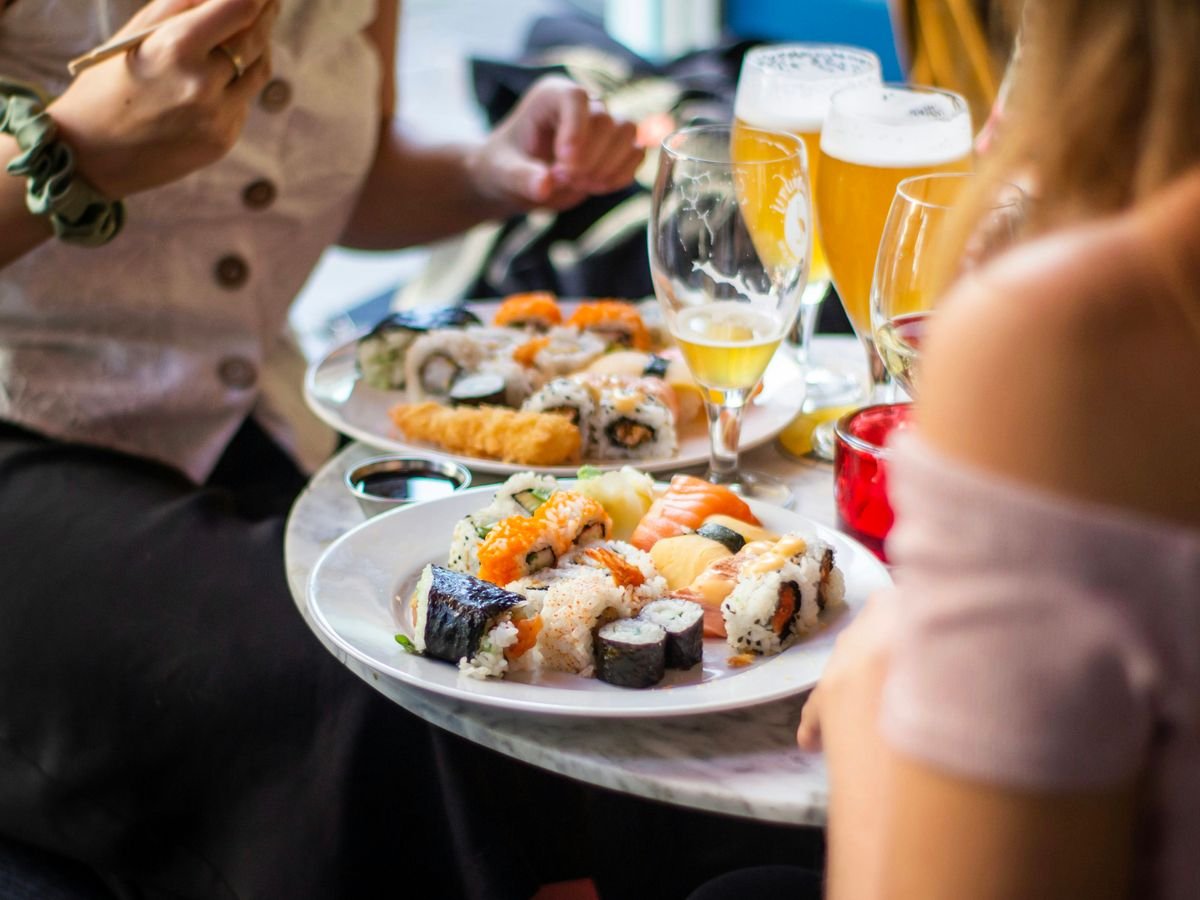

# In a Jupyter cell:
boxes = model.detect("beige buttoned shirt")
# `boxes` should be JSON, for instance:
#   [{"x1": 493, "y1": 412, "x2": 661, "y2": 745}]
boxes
[{"x1": 0, "y1": 0, "x2": 381, "y2": 481}]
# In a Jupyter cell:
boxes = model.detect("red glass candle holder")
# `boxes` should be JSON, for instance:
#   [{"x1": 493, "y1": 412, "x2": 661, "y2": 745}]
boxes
[{"x1": 833, "y1": 402, "x2": 913, "y2": 562}]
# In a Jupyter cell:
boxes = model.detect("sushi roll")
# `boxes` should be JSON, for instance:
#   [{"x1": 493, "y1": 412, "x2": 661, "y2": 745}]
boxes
[
  {"x1": 594, "y1": 619, "x2": 667, "y2": 688},
  {"x1": 535, "y1": 490, "x2": 612, "y2": 550},
  {"x1": 476, "y1": 515, "x2": 562, "y2": 587},
  {"x1": 522, "y1": 378, "x2": 596, "y2": 432},
  {"x1": 355, "y1": 306, "x2": 481, "y2": 390},
  {"x1": 404, "y1": 330, "x2": 489, "y2": 401},
  {"x1": 476, "y1": 356, "x2": 543, "y2": 408},
  {"x1": 566, "y1": 300, "x2": 652, "y2": 350},
  {"x1": 590, "y1": 385, "x2": 676, "y2": 460},
  {"x1": 447, "y1": 473, "x2": 559, "y2": 575},
  {"x1": 410, "y1": 565, "x2": 540, "y2": 679},
  {"x1": 638, "y1": 598, "x2": 705, "y2": 669},
  {"x1": 720, "y1": 561, "x2": 821, "y2": 656},
  {"x1": 493, "y1": 292, "x2": 563, "y2": 331}
]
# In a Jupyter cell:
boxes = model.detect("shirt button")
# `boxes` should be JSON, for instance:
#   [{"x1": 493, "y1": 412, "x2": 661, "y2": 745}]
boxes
[
  {"x1": 214, "y1": 255, "x2": 249, "y2": 289},
  {"x1": 242, "y1": 179, "x2": 277, "y2": 211},
  {"x1": 260, "y1": 79, "x2": 292, "y2": 113},
  {"x1": 217, "y1": 356, "x2": 258, "y2": 390}
]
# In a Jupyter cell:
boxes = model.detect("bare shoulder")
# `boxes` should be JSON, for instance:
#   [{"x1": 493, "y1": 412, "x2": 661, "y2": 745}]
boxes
[{"x1": 918, "y1": 188, "x2": 1200, "y2": 527}]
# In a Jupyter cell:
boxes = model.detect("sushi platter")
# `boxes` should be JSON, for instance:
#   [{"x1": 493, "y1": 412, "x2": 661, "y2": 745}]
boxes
[
  {"x1": 303, "y1": 295, "x2": 809, "y2": 476},
  {"x1": 307, "y1": 478, "x2": 892, "y2": 717}
]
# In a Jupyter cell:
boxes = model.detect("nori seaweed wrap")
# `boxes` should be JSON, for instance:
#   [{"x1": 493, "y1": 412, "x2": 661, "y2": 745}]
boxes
[
  {"x1": 356, "y1": 306, "x2": 482, "y2": 390},
  {"x1": 594, "y1": 619, "x2": 666, "y2": 688},
  {"x1": 411, "y1": 565, "x2": 523, "y2": 663},
  {"x1": 638, "y1": 598, "x2": 704, "y2": 669}
]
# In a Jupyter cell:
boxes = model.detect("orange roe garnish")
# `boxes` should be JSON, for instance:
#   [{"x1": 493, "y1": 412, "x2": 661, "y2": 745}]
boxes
[
  {"x1": 566, "y1": 300, "x2": 651, "y2": 350},
  {"x1": 512, "y1": 335, "x2": 551, "y2": 367},
  {"x1": 727, "y1": 653, "x2": 755, "y2": 668},
  {"x1": 586, "y1": 547, "x2": 645, "y2": 589},
  {"x1": 494, "y1": 292, "x2": 562, "y2": 328}
]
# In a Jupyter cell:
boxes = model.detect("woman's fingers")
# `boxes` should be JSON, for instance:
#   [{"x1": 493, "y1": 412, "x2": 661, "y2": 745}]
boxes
[
  {"x1": 206, "y1": 0, "x2": 279, "y2": 86},
  {"x1": 796, "y1": 687, "x2": 824, "y2": 752},
  {"x1": 172, "y1": 0, "x2": 273, "y2": 58}
]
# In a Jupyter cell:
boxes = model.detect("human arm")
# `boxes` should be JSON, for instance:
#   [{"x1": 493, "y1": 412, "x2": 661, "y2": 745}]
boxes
[
  {"x1": 339, "y1": 0, "x2": 644, "y2": 250},
  {"x1": 0, "y1": 0, "x2": 278, "y2": 267}
]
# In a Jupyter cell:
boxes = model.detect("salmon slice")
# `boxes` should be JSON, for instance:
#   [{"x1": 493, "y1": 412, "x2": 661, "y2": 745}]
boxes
[{"x1": 630, "y1": 475, "x2": 760, "y2": 551}]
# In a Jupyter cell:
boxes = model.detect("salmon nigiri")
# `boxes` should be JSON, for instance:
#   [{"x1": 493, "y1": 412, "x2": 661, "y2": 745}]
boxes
[{"x1": 629, "y1": 475, "x2": 760, "y2": 551}]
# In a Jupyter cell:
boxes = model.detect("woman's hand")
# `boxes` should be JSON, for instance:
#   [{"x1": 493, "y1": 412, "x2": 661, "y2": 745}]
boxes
[
  {"x1": 47, "y1": 0, "x2": 280, "y2": 199},
  {"x1": 466, "y1": 75, "x2": 644, "y2": 213},
  {"x1": 798, "y1": 594, "x2": 897, "y2": 791}
]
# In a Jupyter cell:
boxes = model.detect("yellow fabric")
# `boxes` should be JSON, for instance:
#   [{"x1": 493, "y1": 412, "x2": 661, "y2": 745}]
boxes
[{"x1": 904, "y1": 0, "x2": 1000, "y2": 131}]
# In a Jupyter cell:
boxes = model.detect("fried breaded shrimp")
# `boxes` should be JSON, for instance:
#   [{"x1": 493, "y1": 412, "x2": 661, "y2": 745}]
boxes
[{"x1": 389, "y1": 402, "x2": 582, "y2": 466}]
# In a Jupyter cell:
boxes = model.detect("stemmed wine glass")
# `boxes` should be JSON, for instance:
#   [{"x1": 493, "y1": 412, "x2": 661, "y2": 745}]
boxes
[
  {"x1": 871, "y1": 172, "x2": 1026, "y2": 395},
  {"x1": 734, "y1": 44, "x2": 881, "y2": 406},
  {"x1": 649, "y1": 124, "x2": 811, "y2": 505}
]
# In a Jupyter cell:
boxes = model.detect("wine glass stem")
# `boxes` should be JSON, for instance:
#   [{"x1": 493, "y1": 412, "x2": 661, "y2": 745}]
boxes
[
  {"x1": 861, "y1": 334, "x2": 894, "y2": 403},
  {"x1": 790, "y1": 280, "x2": 830, "y2": 366},
  {"x1": 705, "y1": 395, "x2": 746, "y2": 484}
]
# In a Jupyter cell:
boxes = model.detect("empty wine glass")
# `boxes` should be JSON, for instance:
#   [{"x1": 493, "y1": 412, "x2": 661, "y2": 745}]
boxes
[{"x1": 649, "y1": 124, "x2": 811, "y2": 505}]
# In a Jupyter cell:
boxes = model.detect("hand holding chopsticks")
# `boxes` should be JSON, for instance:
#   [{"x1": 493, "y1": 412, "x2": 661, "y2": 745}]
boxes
[{"x1": 49, "y1": 0, "x2": 278, "y2": 200}]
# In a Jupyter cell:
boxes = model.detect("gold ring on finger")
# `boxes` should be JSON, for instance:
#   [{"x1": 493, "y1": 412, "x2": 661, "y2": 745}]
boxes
[{"x1": 217, "y1": 44, "x2": 246, "y2": 81}]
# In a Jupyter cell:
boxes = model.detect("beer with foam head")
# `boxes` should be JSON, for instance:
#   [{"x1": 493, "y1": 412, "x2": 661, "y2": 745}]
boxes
[{"x1": 817, "y1": 85, "x2": 974, "y2": 338}]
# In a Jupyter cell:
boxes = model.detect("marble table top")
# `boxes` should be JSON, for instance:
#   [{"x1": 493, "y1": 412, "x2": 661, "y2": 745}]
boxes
[{"x1": 284, "y1": 336, "x2": 866, "y2": 827}]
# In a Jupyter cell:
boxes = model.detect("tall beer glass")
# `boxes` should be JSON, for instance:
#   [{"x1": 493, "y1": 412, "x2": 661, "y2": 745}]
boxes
[
  {"x1": 734, "y1": 44, "x2": 881, "y2": 404},
  {"x1": 817, "y1": 84, "x2": 973, "y2": 397}
]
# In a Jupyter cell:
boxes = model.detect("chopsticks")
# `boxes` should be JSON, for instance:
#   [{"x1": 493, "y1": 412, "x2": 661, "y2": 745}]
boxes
[{"x1": 67, "y1": 22, "x2": 164, "y2": 76}]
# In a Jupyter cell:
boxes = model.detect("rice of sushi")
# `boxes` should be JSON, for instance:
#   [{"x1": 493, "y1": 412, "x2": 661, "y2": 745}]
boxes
[{"x1": 477, "y1": 356, "x2": 544, "y2": 408}]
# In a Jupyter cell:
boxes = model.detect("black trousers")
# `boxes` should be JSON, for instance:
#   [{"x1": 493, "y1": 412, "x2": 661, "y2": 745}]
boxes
[{"x1": 0, "y1": 419, "x2": 824, "y2": 900}]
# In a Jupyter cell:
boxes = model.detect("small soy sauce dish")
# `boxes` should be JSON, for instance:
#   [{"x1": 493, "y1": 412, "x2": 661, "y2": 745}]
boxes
[{"x1": 345, "y1": 455, "x2": 472, "y2": 519}]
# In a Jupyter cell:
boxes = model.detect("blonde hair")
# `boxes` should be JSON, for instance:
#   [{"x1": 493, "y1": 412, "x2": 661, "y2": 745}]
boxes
[{"x1": 961, "y1": 1, "x2": 1200, "y2": 233}]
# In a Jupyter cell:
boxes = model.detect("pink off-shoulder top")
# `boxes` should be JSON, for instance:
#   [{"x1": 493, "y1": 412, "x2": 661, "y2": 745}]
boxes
[{"x1": 879, "y1": 434, "x2": 1200, "y2": 900}]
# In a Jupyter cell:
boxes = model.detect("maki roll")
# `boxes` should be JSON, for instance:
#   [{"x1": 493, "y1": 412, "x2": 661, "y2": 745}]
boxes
[
  {"x1": 447, "y1": 473, "x2": 558, "y2": 575},
  {"x1": 594, "y1": 619, "x2": 667, "y2": 688},
  {"x1": 638, "y1": 598, "x2": 704, "y2": 669},
  {"x1": 527, "y1": 327, "x2": 606, "y2": 376},
  {"x1": 720, "y1": 561, "x2": 821, "y2": 656},
  {"x1": 411, "y1": 565, "x2": 541, "y2": 679},
  {"x1": 404, "y1": 331, "x2": 487, "y2": 401},
  {"x1": 355, "y1": 306, "x2": 481, "y2": 390},
  {"x1": 523, "y1": 378, "x2": 596, "y2": 431},
  {"x1": 591, "y1": 387, "x2": 676, "y2": 460}
]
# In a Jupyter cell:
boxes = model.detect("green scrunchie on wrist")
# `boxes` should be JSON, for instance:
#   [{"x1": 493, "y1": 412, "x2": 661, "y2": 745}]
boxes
[{"x1": 1, "y1": 78, "x2": 124, "y2": 247}]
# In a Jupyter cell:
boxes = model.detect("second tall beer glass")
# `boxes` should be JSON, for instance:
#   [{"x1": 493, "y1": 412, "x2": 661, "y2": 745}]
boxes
[{"x1": 817, "y1": 85, "x2": 973, "y2": 397}]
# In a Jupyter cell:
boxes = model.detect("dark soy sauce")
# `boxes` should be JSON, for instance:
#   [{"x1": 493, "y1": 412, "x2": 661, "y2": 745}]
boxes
[{"x1": 354, "y1": 471, "x2": 460, "y2": 503}]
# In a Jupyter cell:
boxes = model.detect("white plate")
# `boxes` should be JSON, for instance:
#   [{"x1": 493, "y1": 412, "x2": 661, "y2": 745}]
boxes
[
  {"x1": 307, "y1": 485, "x2": 892, "y2": 717},
  {"x1": 303, "y1": 322, "x2": 806, "y2": 477}
]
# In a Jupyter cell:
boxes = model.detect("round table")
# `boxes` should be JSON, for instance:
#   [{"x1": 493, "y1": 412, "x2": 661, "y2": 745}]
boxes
[{"x1": 284, "y1": 337, "x2": 864, "y2": 827}]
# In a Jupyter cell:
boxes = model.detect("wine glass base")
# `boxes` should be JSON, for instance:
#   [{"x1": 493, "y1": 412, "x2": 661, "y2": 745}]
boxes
[
  {"x1": 708, "y1": 470, "x2": 795, "y2": 508},
  {"x1": 809, "y1": 420, "x2": 837, "y2": 462},
  {"x1": 802, "y1": 365, "x2": 864, "y2": 408}
]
